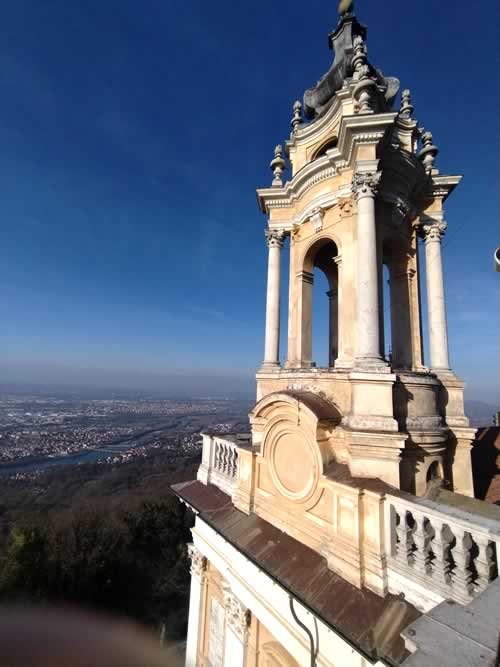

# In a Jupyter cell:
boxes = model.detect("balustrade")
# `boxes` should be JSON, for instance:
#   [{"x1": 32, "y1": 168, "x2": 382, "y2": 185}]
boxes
[
  {"x1": 386, "y1": 494, "x2": 500, "y2": 606},
  {"x1": 198, "y1": 434, "x2": 243, "y2": 497},
  {"x1": 213, "y1": 439, "x2": 239, "y2": 479}
]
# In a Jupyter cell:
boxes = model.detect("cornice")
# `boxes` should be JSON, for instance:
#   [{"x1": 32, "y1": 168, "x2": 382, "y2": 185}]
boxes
[
  {"x1": 287, "y1": 87, "x2": 350, "y2": 148},
  {"x1": 258, "y1": 111, "x2": 397, "y2": 215},
  {"x1": 429, "y1": 174, "x2": 463, "y2": 201},
  {"x1": 267, "y1": 184, "x2": 352, "y2": 233}
]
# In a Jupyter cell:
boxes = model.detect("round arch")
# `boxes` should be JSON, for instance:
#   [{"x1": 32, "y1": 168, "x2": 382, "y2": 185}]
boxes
[{"x1": 298, "y1": 235, "x2": 341, "y2": 368}]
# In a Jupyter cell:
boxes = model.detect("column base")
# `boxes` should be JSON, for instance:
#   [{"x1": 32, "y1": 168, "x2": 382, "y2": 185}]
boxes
[
  {"x1": 344, "y1": 371, "x2": 399, "y2": 433},
  {"x1": 284, "y1": 361, "x2": 316, "y2": 369},
  {"x1": 353, "y1": 356, "x2": 391, "y2": 373},
  {"x1": 334, "y1": 357, "x2": 354, "y2": 371},
  {"x1": 259, "y1": 362, "x2": 281, "y2": 372}
]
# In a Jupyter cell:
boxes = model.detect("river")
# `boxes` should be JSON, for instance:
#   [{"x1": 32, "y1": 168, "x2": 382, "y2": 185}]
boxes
[{"x1": 0, "y1": 428, "x2": 169, "y2": 476}]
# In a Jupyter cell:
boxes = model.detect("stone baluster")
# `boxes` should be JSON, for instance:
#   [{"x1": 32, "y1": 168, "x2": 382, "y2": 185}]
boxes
[
  {"x1": 451, "y1": 530, "x2": 474, "y2": 599},
  {"x1": 263, "y1": 230, "x2": 285, "y2": 369},
  {"x1": 420, "y1": 219, "x2": 450, "y2": 371},
  {"x1": 412, "y1": 514, "x2": 432, "y2": 575},
  {"x1": 431, "y1": 522, "x2": 454, "y2": 587},
  {"x1": 229, "y1": 448, "x2": 236, "y2": 478},
  {"x1": 352, "y1": 171, "x2": 385, "y2": 370},
  {"x1": 474, "y1": 536, "x2": 497, "y2": 593},
  {"x1": 394, "y1": 509, "x2": 413, "y2": 566}
]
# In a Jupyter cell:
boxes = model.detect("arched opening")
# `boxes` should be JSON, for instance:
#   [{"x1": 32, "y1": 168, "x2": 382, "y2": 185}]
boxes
[
  {"x1": 426, "y1": 460, "x2": 442, "y2": 484},
  {"x1": 312, "y1": 268, "x2": 329, "y2": 367},
  {"x1": 383, "y1": 238, "x2": 414, "y2": 370},
  {"x1": 300, "y1": 238, "x2": 340, "y2": 368},
  {"x1": 311, "y1": 136, "x2": 338, "y2": 161}
]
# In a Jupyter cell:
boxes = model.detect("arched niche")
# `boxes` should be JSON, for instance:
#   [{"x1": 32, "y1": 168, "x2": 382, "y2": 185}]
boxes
[{"x1": 261, "y1": 641, "x2": 300, "y2": 667}]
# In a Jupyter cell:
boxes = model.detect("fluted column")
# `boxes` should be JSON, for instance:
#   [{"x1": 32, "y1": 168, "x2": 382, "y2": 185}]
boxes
[
  {"x1": 352, "y1": 171, "x2": 385, "y2": 369},
  {"x1": 262, "y1": 229, "x2": 285, "y2": 368},
  {"x1": 186, "y1": 544, "x2": 207, "y2": 667},
  {"x1": 420, "y1": 220, "x2": 450, "y2": 370}
]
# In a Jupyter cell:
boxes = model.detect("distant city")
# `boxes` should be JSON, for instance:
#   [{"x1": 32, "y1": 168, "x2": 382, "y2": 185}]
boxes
[
  {"x1": 0, "y1": 384, "x2": 496, "y2": 483},
  {"x1": 0, "y1": 387, "x2": 251, "y2": 480}
]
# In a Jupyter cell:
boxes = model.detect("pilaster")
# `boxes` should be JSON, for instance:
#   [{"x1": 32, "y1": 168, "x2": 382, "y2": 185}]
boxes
[
  {"x1": 222, "y1": 584, "x2": 251, "y2": 667},
  {"x1": 186, "y1": 544, "x2": 208, "y2": 667}
]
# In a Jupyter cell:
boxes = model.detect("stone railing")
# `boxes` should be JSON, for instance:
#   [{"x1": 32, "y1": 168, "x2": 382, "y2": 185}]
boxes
[
  {"x1": 384, "y1": 491, "x2": 500, "y2": 610},
  {"x1": 197, "y1": 433, "x2": 250, "y2": 496}
]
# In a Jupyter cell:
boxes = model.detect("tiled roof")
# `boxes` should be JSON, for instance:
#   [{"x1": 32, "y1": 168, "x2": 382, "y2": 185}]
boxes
[{"x1": 172, "y1": 480, "x2": 421, "y2": 666}]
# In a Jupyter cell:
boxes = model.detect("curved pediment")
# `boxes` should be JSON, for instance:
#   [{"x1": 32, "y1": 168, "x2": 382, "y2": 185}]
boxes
[
  {"x1": 250, "y1": 391, "x2": 342, "y2": 508},
  {"x1": 251, "y1": 389, "x2": 342, "y2": 425}
]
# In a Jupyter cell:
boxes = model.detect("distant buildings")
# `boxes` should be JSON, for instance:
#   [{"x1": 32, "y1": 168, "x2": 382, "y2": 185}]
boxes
[{"x1": 175, "y1": 6, "x2": 500, "y2": 667}]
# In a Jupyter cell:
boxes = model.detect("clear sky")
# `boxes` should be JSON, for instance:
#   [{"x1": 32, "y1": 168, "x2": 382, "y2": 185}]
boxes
[{"x1": 1, "y1": 0, "x2": 498, "y2": 402}]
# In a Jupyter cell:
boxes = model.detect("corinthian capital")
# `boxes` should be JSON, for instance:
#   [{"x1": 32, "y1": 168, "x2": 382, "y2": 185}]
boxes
[
  {"x1": 223, "y1": 585, "x2": 251, "y2": 643},
  {"x1": 265, "y1": 229, "x2": 285, "y2": 249},
  {"x1": 187, "y1": 543, "x2": 207, "y2": 579},
  {"x1": 420, "y1": 220, "x2": 447, "y2": 243},
  {"x1": 351, "y1": 171, "x2": 381, "y2": 198}
]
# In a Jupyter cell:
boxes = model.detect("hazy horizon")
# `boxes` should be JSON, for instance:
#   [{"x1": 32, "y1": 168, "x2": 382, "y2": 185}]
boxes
[
  {"x1": 1, "y1": 1, "x2": 498, "y2": 407},
  {"x1": 0, "y1": 362, "x2": 497, "y2": 406}
]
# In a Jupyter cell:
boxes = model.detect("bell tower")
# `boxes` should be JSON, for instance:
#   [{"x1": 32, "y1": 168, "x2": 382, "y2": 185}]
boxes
[{"x1": 254, "y1": 8, "x2": 476, "y2": 497}]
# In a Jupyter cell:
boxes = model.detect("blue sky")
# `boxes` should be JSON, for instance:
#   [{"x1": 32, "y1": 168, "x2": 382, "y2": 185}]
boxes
[{"x1": 1, "y1": 0, "x2": 498, "y2": 402}]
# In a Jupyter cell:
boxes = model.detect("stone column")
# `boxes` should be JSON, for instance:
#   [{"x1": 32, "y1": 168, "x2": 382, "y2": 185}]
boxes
[
  {"x1": 222, "y1": 585, "x2": 251, "y2": 667},
  {"x1": 296, "y1": 270, "x2": 314, "y2": 367},
  {"x1": 186, "y1": 544, "x2": 207, "y2": 667},
  {"x1": 326, "y1": 289, "x2": 338, "y2": 367},
  {"x1": 262, "y1": 229, "x2": 285, "y2": 368},
  {"x1": 352, "y1": 171, "x2": 385, "y2": 369},
  {"x1": 421, "y1": 221, "x2": 450, "y2": 370},
  {"x1": 389, "y1": 263, "x2": 413, "y2": 370}
]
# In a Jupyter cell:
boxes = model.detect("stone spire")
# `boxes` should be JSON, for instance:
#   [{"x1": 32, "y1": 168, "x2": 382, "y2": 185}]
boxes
[{"x1": 302, "y1": 8, "x2": 399, "y2": 120}]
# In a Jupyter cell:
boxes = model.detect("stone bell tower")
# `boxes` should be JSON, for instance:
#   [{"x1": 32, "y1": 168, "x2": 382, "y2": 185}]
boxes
[{"x1": 254, "y1": 9, "x2": 476, "y2": 497}]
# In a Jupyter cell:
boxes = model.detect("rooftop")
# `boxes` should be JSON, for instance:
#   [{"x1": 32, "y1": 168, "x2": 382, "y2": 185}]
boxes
[{"x1": 173, "y1": 479, "x2": 421, "y2": 666}]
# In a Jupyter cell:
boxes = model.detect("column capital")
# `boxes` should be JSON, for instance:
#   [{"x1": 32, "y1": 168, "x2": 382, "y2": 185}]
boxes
[
  {"x1": 265, "y1": 228, "x2": 285, "y2": 249},
  {"x1": 419, "y1": 220, "x2": 447, "y2": 243},
  {"x1": 187, "y1": 543, "x2": 207, "y2": 580},
  {"x1": 351, "y1": 171, "x2": 381, "y2": 199},
  {"x1": 222, "y1": 585, "x2": 251, "y2": 643}
]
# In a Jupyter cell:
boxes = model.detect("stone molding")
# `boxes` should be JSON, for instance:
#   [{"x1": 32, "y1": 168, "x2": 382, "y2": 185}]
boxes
[
  {"x1": 257, "y1": 114, "x2": 397, "y2": 215},
  {"x1": 296, "y1": 270, "x2": 314, "y2": 285},
  {"x1": 222, "y1": 584, "x2": 251, "y2": 643},
  {"x1": 265, "y1": 229, "x2": 285, "y2": 249},
  {"x1": 187, "y1": 543, "x2": 207, "y2": 580},
  {"x1": 351, "y1": 171, "x2": 381, "y2": 198}
]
